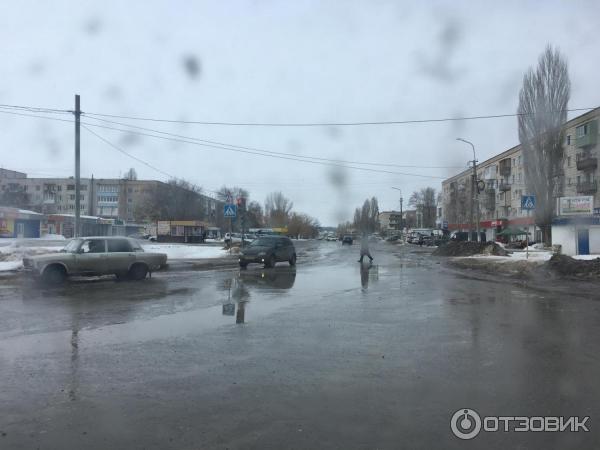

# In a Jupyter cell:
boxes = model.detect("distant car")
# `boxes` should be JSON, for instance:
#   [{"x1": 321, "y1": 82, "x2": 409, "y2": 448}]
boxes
[
  {"x1": 342, "y1": 235, "x2": 353, "y2": 245},
  {"x1": 239, "y1": 235, "x2": 296, "y2": 268},
  {"x1": 128, "y1": 233, "x2": 155, "y2": 241},
  {"x1": 23, "y1": 237, "x2": 167, "y2": 285}
]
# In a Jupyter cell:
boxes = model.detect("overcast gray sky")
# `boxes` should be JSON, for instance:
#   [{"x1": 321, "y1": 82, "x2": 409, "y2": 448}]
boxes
[{"x1": 1, "y1": 0, "x2": 599, "y2": 225}]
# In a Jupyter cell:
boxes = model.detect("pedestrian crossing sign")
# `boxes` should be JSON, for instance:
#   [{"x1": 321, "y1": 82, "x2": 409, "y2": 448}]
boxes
[
  {"x1": 224, "y1": 204, "x2": 237, "y2": 218},
  {"x1": 521, "y1": 195, "x2": 536, "y2": 210}
]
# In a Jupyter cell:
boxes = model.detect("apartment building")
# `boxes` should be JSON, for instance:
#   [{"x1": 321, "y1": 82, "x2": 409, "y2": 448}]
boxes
[
  {"x1": 0, "y1": 176, "x2": 92, "y2": 216},
  {"x1": 0, "y1": 171, "x2": 223, "y2": 226},
  {"x1": 441, "y1": 107, "x2": 600, "y2": 246},
  {"x1": 378, "y1": 211, "x2": 402, "y2": 233}
]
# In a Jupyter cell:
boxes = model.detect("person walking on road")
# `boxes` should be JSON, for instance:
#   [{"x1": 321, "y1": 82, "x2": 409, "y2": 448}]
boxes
[{"x1": 358, "y1": 232, "x2": 374, "y2": 263}]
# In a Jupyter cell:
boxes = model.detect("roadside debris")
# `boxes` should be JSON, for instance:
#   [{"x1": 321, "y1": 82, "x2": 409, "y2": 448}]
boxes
[
  {"x1": 546, "y1": 254, "x2": 600, "y2": 278},
  {"x1": 433, "y1": 241, "x2": 509, "y2": 257}
]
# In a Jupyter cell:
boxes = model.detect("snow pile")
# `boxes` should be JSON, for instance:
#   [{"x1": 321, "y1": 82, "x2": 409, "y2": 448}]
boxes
[
  {"x1": 40, "y1": 234, "x2": 66, "y2": 240},
  {"x1": 141, "y1": 243, "x2": 228, "y2": 260},
  {"x1": 0, "y1": 241, "x2": 63, "y2": 272}
]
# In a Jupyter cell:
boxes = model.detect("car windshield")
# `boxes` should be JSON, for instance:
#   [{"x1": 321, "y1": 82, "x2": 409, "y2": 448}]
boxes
[{"x1": 3, "y1": 4, "x2": 598, "y2": 449}]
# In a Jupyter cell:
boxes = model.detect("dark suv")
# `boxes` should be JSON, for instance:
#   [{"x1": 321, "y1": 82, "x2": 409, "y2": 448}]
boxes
[
  {"x1": 342, "y1": 235, "x2": 353, "y2": 245},
  {"x1": 239, "y1": 236, "x2": 297, "y2": 268}
]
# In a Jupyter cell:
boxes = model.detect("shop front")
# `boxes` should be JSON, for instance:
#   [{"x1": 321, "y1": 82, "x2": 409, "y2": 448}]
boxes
[
  {"x1": 0, "y1": 207, "x2": 42, "y2": 238},
  {"x1": 552, "y1": 196, "x2": 598, "y2": 256},
  {"x1": 157, "y1": 220, "x2": 208, "y2": 243}
]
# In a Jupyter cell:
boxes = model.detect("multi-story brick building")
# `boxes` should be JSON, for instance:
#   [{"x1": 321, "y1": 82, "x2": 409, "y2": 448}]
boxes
[
  {"x1": 441, "y1": 107, "x2": 600, "y2": 245},
  {"x1": 378, "y1": 211, "x2": 402, "y2": 234},
  {"x1": 0, "y1": 172, "x2": 223, "y2": 226}
]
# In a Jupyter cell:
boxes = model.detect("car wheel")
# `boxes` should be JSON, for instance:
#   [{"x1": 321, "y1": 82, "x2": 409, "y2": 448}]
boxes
[
  {"x1": 265, "y1": 254, "x2": 276, "y2": 268},
  {"x1": 128, "y1": 263, "x2": 148, "y2": 281},
  {"x1": 42, "y1": 265, "x2": 67, "y2": 285},
  {"x1": 289, "y1": 253, "x2": 297, "y2": 266}
]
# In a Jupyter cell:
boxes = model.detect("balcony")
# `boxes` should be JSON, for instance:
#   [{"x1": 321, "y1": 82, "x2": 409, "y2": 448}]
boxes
[
  {"x1": 576, "y1": 180, "x2": 598, "y2": 195},
  {"x1": 576, "y1": 120, "x2": 598, "y2": 148},
  {"x1": 499, "y1": 160, "x2": 512, "y2": 177},
  {"x1": 498, "y1": 181, "x2": 511, "y2": 191},
  {"x1": 576, "y1": 153, "x2": 598, "y2": 171},
  {"x1": 483, "y1": 193, "x2": 496, "y2": 210}
]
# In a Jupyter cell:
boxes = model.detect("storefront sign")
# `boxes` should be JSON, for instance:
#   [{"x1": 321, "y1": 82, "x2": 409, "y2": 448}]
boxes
[
  {"x1": 558, "y1": 196, "x2": 594, "y2": 216},
  {"x1": 0, "y1": 218, "x2": 14, "y2": 237},
  {"x1": 157, "y1": 221, "x2": 171, "y2": 235}
]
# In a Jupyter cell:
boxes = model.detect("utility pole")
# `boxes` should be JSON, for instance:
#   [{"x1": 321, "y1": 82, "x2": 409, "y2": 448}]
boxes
[
  {"x1": 457, "y1": 138, "x2": 479, "y2": 242},
  {"x1": 74, "y1": 95, "x2": 81, "y2": 238},
  {"x1": 400, "y1": 196, "x2": 403, "y2": 231},
  {"x1": 391, "y1": 187, "x2": 403, "y2": 234}
]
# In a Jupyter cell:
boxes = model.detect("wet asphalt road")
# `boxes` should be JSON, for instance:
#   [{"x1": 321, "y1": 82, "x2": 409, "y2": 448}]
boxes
[{"x1": 1, "y1": 241, "x2": 599, "y2": 449}]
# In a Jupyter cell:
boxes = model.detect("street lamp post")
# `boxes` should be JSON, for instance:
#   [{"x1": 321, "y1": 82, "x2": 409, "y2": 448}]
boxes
[
  {"x1": 391, "y1": 187, "x2": 403, "y2": 233},
  {"x1": 456, "y1": 138, "x2": 480, "y2": 242}
]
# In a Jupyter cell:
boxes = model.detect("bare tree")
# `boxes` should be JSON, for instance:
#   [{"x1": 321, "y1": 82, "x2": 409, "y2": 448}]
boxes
[
  {"x1": 245, "y1": 201, "x2": 264, "y2": 228},
  {"x1": 409, "y1": 187, "x2": 437, "y2": 228},
  {"x1": 216, "y1": 186, "x2": 249, "y2": 203},
  {"x1": 135, "y1": 179, "x2": 204, "y2": 221},
  {"x1": 352, "y1": 197, "x2": 380, "y2": 232},
  {"x1": 518, "y1": 45, "x2": 570, "y2": 245},
  {"x1": 265, "y1": 192, "x2": 293, "y2": 227},
  {"x1": 288, "y1": 212, "x2": 320, "y2": 238}
]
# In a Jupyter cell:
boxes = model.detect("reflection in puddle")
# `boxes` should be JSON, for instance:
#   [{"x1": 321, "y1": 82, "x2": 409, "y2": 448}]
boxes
[
  {"x1": 360, "y1": 263, "x2": 379, "y2": 291},
  {"x1": 222, "y1": 268, "x2": 297, "y2": 324}
]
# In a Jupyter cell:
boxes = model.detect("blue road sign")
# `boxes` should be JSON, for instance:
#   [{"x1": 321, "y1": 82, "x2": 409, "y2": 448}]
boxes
[
  {"x1": 442, "y1": 220, "x2": 449, "y2": 230},
  {"x1": 223, "y1": 204, "x2": 237, "y2": 218},
  {"x1": 521, "y1": 195, "x2": 536, "y2": 210}
]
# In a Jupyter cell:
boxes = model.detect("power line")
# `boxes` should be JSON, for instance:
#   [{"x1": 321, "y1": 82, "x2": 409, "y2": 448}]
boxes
[
  {"x1": 82, "y1": 114, "x2": 465, "y2": 170},
  {"x1": 0, "y1": 109, "x2": 446, "y2": 179},
  {"x1": 0, "y1": 103, "x2": 71, "y2": 115},
  {"x1": 81, "y1": 125, "x2": 222, "y2": 196},
  {"x1": 81, "y1": 125, "x2": 177, "y2": 180},
  {"x1": 80, "y1": 122, "x2": 447, "y2": 179},
  {"x1": 82, "y1": 107, "x2": 598, "y2": 127}
]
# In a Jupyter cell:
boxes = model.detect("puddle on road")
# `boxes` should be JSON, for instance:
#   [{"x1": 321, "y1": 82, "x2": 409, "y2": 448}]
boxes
[{"x1": 0, "y1": 262, "x2": 372, "y2": 360}]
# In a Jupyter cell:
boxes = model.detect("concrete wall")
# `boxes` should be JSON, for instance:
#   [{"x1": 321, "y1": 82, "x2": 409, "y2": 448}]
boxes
[
  {"x1": 552, "y1": 225, "x2": 577, "y2": 255},
  {"x1": 589, "y1": 227, "x2": 600, "y2": 254}
]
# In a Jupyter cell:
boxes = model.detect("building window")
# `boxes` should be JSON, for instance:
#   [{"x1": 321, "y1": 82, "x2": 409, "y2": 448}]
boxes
[
  {"x1": 568, "y1": 178, "x2": 571, "y2": 185},
  {"x1": 517, "y1": 156, "x2": 521, "y2": 166},
  {"x1": 81, "y1": 195, "x2": 85, "y2": 201},
  {"x1": 567, "y1": 156, "x2": 571, "y2": 167},
  {"x1": 576, "y1": 124, "x2": 588, "y2": 137},
  {"x1": 566, "y1": 135, "x2": 571, "y2": 145},
  {"x1": 67, "y1": 184, "x2": 74, "y2": 190}
]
